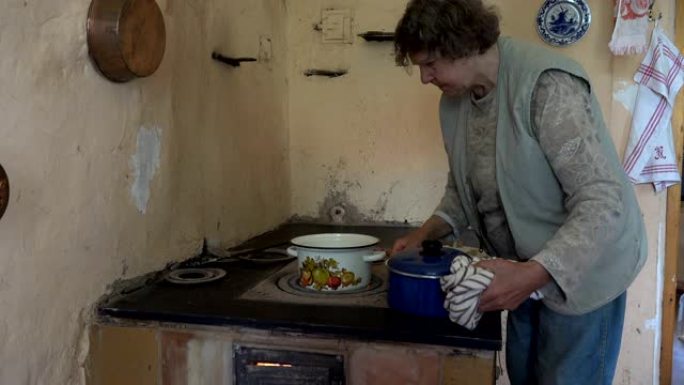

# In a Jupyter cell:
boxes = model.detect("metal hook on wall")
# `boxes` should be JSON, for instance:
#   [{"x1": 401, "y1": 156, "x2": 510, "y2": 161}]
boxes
[{"x1": 648, "y1": 0, "x2": 662, "y2": 22}]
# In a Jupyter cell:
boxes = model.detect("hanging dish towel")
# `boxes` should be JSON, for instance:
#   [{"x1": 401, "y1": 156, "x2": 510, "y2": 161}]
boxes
[
  {"x1": 609, "y1": 0, "x2": 651, "y2": 55},
  {"x1": 440, "y1": 254, "x2": 543, "y2": 330},
  {"x1": 623, "y1": 26, "x2": 684, "y2": 192}
]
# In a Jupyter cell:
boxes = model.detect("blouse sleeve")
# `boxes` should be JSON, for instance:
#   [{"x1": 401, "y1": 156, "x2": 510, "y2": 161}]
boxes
[
  {"x1": 529, "y1": 70, "x2": 625, "y2": 302},
  {"x1": 433, "y1": 169, "x2": 469, "y2": 238}
]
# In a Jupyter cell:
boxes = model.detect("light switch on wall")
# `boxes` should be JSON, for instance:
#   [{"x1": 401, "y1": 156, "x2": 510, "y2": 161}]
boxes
[{"x1": 321, "y1": 9, "x2": 352, "y2": 44}]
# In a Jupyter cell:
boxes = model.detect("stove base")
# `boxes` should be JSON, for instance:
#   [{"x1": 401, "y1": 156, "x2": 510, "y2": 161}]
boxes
[{"x1": 88, "y1": 322, "x2": 498, "y2": 385}]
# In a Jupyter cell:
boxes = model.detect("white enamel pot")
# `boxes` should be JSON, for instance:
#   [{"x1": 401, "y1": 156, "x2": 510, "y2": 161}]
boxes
[{"x1": 287, "y1": 233, "x2": 386, "y2": 292}]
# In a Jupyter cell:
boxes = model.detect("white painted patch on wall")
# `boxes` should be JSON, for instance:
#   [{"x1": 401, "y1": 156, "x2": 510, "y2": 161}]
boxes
[
  {"x1": 75, "y1": 316, "x2": 91, "y2": 385},
  {"x1": 613, "y1": 81, "x2": 639, "y2": 113},
  {"x1": 653, "y1": 222, "x2": 665, "y2": 385},
  {"x1": 130, "y1": 126, "x2": 161, "y2": 214}
]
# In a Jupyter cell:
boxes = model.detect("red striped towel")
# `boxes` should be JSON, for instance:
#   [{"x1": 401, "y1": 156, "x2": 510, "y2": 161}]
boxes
[
  {"x1": 623, "y1": 27, "x2": 684, "y2": 192},
  {"x1": 609, "y1": 0, "x2": 651, "y2": 55}
]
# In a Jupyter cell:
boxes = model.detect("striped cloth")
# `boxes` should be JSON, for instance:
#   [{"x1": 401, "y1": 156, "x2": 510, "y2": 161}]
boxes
[
  {"x1": 623, "y1": 26, "x2": 684, "y2": 192},
  {"x1": 440, "y1": 254, "x2": 494, "y2": 330},
  {"x1": 440, "y1": 254, "x2": 544, "y2": 330}
]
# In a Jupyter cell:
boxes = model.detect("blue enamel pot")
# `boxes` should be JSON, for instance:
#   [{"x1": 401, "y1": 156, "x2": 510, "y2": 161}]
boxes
[{"x1": 386, "y1": 240, "x2": 468, "y2": 318}]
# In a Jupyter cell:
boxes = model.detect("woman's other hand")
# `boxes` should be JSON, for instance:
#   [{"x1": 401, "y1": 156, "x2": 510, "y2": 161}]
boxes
[{"x1": 475, "y1": 259, "x2": 551, "y2": 312}]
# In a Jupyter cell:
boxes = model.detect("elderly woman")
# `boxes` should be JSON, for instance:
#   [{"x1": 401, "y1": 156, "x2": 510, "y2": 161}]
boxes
[{"x1": 390, "y1": 0, "x2": 647, "y2": 384}]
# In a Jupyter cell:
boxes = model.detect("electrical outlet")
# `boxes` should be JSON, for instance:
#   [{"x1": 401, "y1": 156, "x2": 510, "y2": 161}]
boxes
[{"x1": 321, "y1": 9, "x2": 352, "y2": 44}]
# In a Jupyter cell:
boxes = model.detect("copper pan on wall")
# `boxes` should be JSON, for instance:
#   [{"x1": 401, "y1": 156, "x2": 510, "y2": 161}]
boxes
[
  {"x1": 86, "y1": 0, "x2": 166, "y2": 83},
  {"x1": 0, "y1": 164, "x2": 9, "y2": 221}
]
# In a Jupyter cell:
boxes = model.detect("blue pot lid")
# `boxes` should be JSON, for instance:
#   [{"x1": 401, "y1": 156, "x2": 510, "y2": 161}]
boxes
[{"x1": 387, "y1": 240, "x2": 467, "y2": 277}]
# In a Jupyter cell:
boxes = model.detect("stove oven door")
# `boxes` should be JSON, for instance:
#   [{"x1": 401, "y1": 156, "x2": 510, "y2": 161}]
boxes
[{"x1": 234, "y1": 345, "x2": 345, "y2": 385}]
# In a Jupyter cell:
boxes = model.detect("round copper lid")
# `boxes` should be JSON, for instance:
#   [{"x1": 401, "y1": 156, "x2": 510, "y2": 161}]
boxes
[
  {"x1": 87, "y1": 0, "x2": 166, "y2": 82},
  {"x1": 119, "y1": 0, "x2": 166, "y2": 77}
]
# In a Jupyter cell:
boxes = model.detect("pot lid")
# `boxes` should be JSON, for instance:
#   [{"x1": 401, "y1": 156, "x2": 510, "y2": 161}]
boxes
[
  {"x1": 290, "y1": 233, "x2": 379, "y2": 249},
  {"x1": 387, "y1": 240, "x2": 467, "y2": 277}
]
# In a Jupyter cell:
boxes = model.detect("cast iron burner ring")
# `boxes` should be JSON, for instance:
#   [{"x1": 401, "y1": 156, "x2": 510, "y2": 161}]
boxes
[
  {"x1": 276, "y1": 272, "x2": 385, "y2": 297},
  {"x1": 165, "y1": 268, "x2": 227, "y2": 284}
]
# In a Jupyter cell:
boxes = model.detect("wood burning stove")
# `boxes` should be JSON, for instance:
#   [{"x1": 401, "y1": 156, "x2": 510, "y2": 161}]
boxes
[{"x1": 94, "y1": 225, "x2": 502, "y2": 384}]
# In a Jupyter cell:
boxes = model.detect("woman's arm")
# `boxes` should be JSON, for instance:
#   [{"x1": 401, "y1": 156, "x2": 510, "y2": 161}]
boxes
[
  {"x1": 391, "y1": 170, "x2": 469, "y2": 255},
  {"x1": 479, "y1": 70, "x2": 625, "y2": 311}
]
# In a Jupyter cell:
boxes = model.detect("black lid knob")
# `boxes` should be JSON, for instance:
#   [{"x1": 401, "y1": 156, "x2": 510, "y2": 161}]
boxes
[{"x1": 421, "y1": 240, "x2": 443, "y2": 257}]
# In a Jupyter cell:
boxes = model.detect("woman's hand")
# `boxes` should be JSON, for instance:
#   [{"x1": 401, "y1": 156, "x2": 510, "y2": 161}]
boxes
[
  {"x1": 390, "y1": 230, "x2": 427, "y2": 256},
  {"x1": 389, "y1": 215, "x2": 453, "y2": 256},
  {"x1": 475, "y1": 259, "x2": 551, "y2": 312}
]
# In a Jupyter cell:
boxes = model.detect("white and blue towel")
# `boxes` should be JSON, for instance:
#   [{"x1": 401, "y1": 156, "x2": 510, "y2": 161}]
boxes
[
  {"x1": 440, "y1": 254, "x2": 494, "y2": 330},
  {"x1": 440, "y1": 253, "x2": 543, "y2": 330}
]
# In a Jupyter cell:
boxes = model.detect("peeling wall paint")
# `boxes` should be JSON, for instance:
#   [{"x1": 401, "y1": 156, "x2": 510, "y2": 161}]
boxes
[
  {"x1": 652, "y1": 222, "x2": 665, "y2": 384},
  {"x1": 614, "y1": 81, "x2": 639, "y2": 113},
  {"x1": 130, "y1": 126, "x2": 161, "y2": 214},
  {"x1": 290, "y1": 156, "x2": 407, "y2": 225},
  {"x1": 645, "y1": 317, "x2": 659, "y2": 330}
]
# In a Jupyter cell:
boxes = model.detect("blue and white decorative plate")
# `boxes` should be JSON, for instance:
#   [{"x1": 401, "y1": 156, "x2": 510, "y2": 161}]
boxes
[{"x1": 536, "y1": 0, "x2": 591, "y2": 47}]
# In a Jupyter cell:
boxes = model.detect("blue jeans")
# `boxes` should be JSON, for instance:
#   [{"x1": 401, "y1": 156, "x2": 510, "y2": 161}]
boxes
[{"x1": 506, "y1": 292, "x2": 626, "y2": 385}]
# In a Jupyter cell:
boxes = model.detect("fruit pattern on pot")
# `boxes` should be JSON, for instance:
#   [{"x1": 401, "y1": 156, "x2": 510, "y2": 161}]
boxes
[{"x1": 299, "y1": 257, "x2": 362, "y2": 290}]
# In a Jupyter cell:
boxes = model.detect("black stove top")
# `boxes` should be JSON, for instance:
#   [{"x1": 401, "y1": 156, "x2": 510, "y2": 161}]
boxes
[{"x1": 97, "y1": 223, "x2": 502, "y2": 351}]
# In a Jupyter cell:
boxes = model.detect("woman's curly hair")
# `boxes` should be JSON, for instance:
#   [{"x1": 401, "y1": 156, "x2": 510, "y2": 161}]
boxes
[{"x1": 394, "y1": 0, "x2": 500, "y2": 66}]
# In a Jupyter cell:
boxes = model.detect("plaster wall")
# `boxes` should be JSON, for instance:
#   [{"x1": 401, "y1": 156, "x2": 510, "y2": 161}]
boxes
[
  {"x1": 0, "y1": 0, "x2": 289, "y2": 383},
  {"x1": 286, "y1": 0, "x2": 674, "y2": 383}
]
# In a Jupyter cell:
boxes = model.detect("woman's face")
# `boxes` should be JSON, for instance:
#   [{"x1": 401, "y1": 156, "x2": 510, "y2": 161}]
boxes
[{"x1": 409, "y1": 51, "x2": 477, "y2": 97}]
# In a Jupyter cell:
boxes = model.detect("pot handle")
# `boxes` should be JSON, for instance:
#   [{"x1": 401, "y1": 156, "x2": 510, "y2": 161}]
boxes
[
  {"x1": 286, "y1": 246, "x2": 298, "y2": 257},
  {"x1": 363, "y1": 249, "x2": 386, "y2": 262}
]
